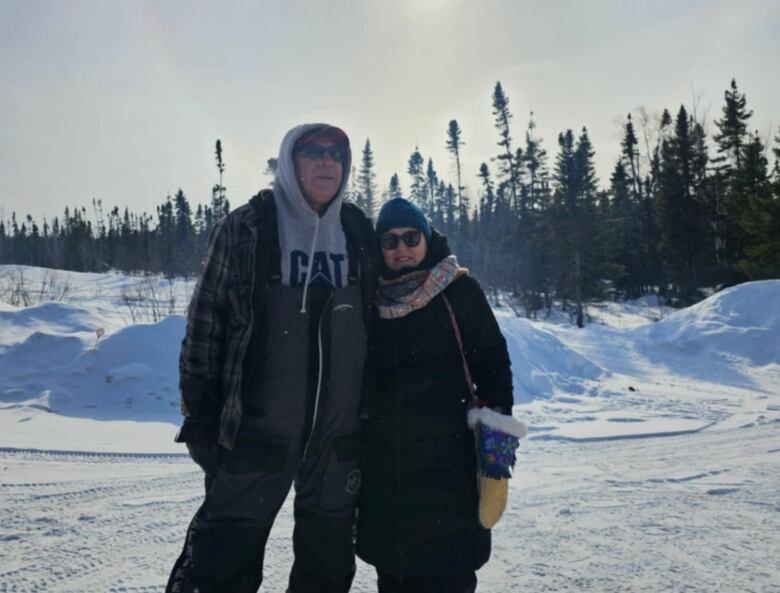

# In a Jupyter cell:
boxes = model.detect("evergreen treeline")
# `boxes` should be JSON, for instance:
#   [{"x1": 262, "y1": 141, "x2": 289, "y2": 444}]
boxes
[
  {"x1": 0, "y1": 141, "x2": 230, "y2": 278},
  {"x1": 2, "y1": 81, "x2": 779, "y2": 320},
  {"x1": 357, "y1": 79, "x2": 780, "y2": 322}
]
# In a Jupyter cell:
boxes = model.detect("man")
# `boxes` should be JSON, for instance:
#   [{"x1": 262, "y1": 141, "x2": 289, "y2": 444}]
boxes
[{"x1": 166, "y1": 124, "x2": 377, "y2": 593}]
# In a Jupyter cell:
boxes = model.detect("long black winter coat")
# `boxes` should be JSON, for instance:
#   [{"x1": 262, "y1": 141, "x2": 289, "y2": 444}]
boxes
[{"x1": 356, "y1": 236, "x2": 513, "y2": 578}]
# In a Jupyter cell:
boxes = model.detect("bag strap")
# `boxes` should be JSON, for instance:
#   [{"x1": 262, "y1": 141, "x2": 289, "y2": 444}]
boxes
[{"x1": 441, "y1": 293, "x2": 482, "y2": 407}]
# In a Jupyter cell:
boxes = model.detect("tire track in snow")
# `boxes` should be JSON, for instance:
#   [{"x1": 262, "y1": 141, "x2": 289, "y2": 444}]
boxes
[
  {"x1": 0, "y1": 452, "x2": 201, "y2": 593},
  {"x1": 2, "y1": 426, "x2": 779, "y2": 592},
  {"x1": 0, "y1": 447, "x2": 187, "y2": 460}
]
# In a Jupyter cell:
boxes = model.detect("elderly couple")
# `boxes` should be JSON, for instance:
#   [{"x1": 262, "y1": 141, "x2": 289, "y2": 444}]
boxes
[{"x1": 165, "y1": 123, "x2": 514, "y2": 593}]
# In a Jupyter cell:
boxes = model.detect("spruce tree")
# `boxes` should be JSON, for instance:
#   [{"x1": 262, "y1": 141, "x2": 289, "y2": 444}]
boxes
[
  {"x1": 735, "y1": 133, "x2": 779, "y2": 278},
  {"x1": 522, "y1": 114, "x2": 550, "y2": 209},
  {"x1": 388, "y1": 173, "x2": 403, "y2": 200},
  {"x1": 605, "y1": 160, "x2": 643, "y2": 297},
  {"x1": 211, "y1": 140, "x2": 229, "y2": 224},
  {"x1": 445, "y1": 120, "x2": 466, "y2": 217},
  {"x1": 621, "y1": 114, "x2": 643, "y2": 199},
  {"x1": 215, "y1": 140, "x2": 224, "y2": 178},
  {"x1": 574, "y1": 128, "x2": 603, "y2": 320},
  {"x1": 477, "y1": 163, "x2": 495, "y2": 225},
  {"x1": 654, "y1": 106, "x2": 709, "y2": 300},
  {"x1": 690, "y1": 117, "x2": 721, "y2": 284},
  {"x1": 407, "y1": 147, "x2": 427, "y2": 208},
  {"x1": 617, "y1": 114, "x2": 662, "y2": 296},
  {"x1": 713, "y1": 80, "x2": 753, "y2": 174},
  {"x1": 514, "y1": 115, "x2": 552, "y2": 315},
  {"x1": 426, "y1": 159, "x2": 441, "y2": 226},
  {"x1": 358, "y1": 139, "x2": 378, "y2": 219},
  {"x1": 156, "y1": 196, "x2": 176, "y2": 276},
  {"x1": 473, "y1": 163, "x2": 497, "y2": 289},
  {"x1": 492, "y1": 82, "x2": 520, "y2": 213},
  {"x1": 442, "y1": 184, "x2": 456, "y2": 235},
  {"x1": 50, "y1": 216, "x2": 62, "y2": 268},
  {"x1": 550, "y1": 128, "x2": 602, "y2": 326},
  {"x1": 712, "y1": 80, "x2": 754, "y2": 276},
  {"x1": 173, "y1": 189, "x2": 195, "y2": 277}
]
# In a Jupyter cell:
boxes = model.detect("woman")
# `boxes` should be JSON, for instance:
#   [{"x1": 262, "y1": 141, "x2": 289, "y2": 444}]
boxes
[{"x1": 357, "y1": 198, "x2": 515, "y2": 593}]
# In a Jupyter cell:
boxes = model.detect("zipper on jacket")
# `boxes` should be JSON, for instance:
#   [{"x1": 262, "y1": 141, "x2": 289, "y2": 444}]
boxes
[
  {"x1": 393, "y1": 320, "x2": 403, "y2": 570},
  {"x1": 302, "y1": 291, "x2": 334, "y2": 460}
]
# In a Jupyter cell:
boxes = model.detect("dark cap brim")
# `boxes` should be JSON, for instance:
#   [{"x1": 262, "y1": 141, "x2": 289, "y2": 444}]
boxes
[{"x1": 295, "y1": 126, "x2": 349, "y2": 149}]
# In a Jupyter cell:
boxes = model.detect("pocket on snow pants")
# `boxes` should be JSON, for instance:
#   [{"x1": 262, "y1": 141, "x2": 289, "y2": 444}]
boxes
[{"x1": 202, "y1": 436, "x2": 291, "y2": 521}]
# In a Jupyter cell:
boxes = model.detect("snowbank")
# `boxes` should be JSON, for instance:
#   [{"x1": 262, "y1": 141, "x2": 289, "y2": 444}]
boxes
[
  {"x1": 0, "y1": 301, "x2": 119, "y2": 344},
  {"x1": 495, "y1": 312, "x2": 606, "y2": 403},
  {"x1": 634, "y1": 280, "x2": 780, "y2": 366},
  {"x1": 0, "y1": 305, "x2": 185, "y2": 428},
  {"x1": 1, "y1": 269, "x2": 779, "y2": 452}
]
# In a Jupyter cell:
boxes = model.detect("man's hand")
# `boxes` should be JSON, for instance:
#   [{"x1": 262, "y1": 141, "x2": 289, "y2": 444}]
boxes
[{"x1": 186, "y1": 440, "x2": 221, "y2": 477}]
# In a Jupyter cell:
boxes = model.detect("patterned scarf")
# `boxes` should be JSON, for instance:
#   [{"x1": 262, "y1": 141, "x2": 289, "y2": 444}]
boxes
[{"x1": 376, "y1": 255, "x2": 467, "y2": 319}]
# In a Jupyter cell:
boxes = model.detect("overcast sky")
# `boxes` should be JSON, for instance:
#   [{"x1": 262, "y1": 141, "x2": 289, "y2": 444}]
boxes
[{"x1": 1, "y1": 0, "x2": 779, "y2": 223}]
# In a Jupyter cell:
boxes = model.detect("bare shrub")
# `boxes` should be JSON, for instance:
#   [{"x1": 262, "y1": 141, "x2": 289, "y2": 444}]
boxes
[
  {"x1": 4, "y1": 269, "x2": 31, "y2": 307},
  {"x1": 120, "y1": 277, "x2": 178, "y2": 323},
  {"x1": 0, "y1": 268, "x2": 72, "y2": 307},
  {"x1": 37, "y1": 269, "x2": 71, "y2": 303}
]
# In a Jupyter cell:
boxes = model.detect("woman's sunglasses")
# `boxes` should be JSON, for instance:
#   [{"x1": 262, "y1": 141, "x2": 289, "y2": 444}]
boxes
[
  {"x1": 380, "y1": 230, "x2": 422, "y2": 251},
  {"x1": 295, "y1": 144, "x2": 345, "y2": 162}
]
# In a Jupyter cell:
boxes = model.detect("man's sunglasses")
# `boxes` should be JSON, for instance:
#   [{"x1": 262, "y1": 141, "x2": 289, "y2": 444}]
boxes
[
  {"x1": 296, "y1": 144, "x2": 345, "y2": 162},
  {"x1": 380, "y1": 230, "x2": 422, "y2": 251}
]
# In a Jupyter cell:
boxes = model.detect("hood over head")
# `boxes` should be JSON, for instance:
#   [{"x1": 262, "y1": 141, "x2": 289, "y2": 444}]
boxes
[
  {"x1": 274, "y1": 123, "x2": 352, "y2": 219},
  {"x1": 272, "y1": 123, "x2": 353, "y2": 311}
]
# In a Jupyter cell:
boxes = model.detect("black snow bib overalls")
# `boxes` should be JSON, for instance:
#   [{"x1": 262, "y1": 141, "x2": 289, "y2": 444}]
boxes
[{"x1": 167, "y1": 251, "x2": 368, "y2": 593}]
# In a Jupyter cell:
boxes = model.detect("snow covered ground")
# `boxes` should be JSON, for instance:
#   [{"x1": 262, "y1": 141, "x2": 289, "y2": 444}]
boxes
[{"x1": 1, "y1": 265, "x2": 779, "y2": 592}]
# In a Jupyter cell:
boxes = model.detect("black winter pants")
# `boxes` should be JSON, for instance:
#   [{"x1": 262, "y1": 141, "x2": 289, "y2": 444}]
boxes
[
  {"x1": 376, "y1": 570, "x2": 478, "y2": 593},
  {"x1": 165, "y1": 437, "x2": 360, "y2": 593}
]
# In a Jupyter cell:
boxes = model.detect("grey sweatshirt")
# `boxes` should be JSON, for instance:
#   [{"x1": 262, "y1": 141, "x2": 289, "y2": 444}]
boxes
[{"x1": 273, "y1": 123, "x2": 352, "y2": 311}]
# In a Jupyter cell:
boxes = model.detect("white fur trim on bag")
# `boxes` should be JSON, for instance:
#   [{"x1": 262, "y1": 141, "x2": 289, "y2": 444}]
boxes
[{"x1": 467, "y1": 407, "x2": 529, "y2": 439}]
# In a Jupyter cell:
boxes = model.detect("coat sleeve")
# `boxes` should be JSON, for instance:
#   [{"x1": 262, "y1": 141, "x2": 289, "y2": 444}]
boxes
[
  {"x1": 451, "y1": 276, "x2": 513, "y2": 414},
  {"x1": 176, "y1": 218, "x2": 232, "y2": 442}
]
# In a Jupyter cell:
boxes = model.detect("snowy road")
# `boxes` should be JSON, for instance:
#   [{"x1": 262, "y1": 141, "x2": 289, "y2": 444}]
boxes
[
  {"x1": 2, "y1": 424, "x2": 778, "y2": 593},
  {"x1": 2, "y1": 269, "x2": 780, "y2": 591}
]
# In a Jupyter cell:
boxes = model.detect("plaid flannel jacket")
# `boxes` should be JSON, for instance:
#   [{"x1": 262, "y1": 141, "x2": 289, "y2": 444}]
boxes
[
  {"x1": 177, "y1": 198, "x2": 259, "y2": 449},
  {"x1": 176, "y1": 190, "x2": 376, "y2": 449}
]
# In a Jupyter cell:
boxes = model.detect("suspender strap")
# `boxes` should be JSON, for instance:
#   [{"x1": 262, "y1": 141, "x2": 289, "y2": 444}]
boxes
[{"x1": 346, "y1": 240, "x2": 360, "y2": 286}]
